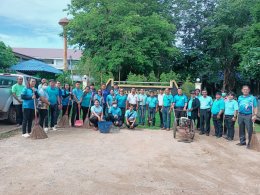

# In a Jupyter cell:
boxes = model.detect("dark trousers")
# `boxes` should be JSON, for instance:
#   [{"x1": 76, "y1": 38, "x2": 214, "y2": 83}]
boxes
[
  {"x1": 55, "y1": 108, "x2": 60, "y2": 125},
  {"x1": 238, "y1": 114, "x2": 253, "y2": 145},
  {"x1": 200, "y1": 109, "x2": 211, "y2": 134},
  {"x1": 102, "y1": 103, "x2": 107, "y2": 118},
  {"x1": 225, "y1": 115, "x2": 235, "y2": 140},
  {"x1": 119, "y1": 107, "x2": 126, "y2": 123},
  {"x1": 62, "y1": 105, "x2": 72, "y2": 116},
  {"x1": 82, "y1": 106, "x2": 90, "y2": 121},
  {"x1": 159, "y1": 106, "x2": 163, "y2": 127},
  {"x1": 15, "y1": 104, "x2": 23, "y2": 125},
  {"x1": 148, "y1": 107, "x2": 156, "y2": 126},
  {"x1": 126, "y1": 121, "x2": 138, "y2": 129},
  {"x1": 213, "y1": 114, "x2": 223, "y2": 137},
  {"x1": 22, "y1": 108, "x2": 34, "y2": 134},
  {"x1": 108, "y1": 114, "x2": 122, "y2": 127},
  {"x1": 197, "y1": 115, "x2": 200, "y2": 129},
  {"x1": 49, "y1": 104, "x2": 57, "y2": 128},
  {"x1": 90, "y1": 116, "x2": 99, "y2": 127},
  {"x1": 38, "y1": 109, "x2": 48, "y2": 128},
  {"x1": 175, "y1": 107, "x2": 184, "y2": 126},
  {"x1": 71, "y1": 102, "x2": 81, "y2": 126}
]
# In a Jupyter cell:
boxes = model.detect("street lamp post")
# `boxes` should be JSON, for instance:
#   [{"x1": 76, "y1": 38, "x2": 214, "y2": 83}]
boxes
[
  {"x1": 59, "y1": 17, "x2": 69, "y2": 71},
  {"x1": 195, "y1": 78, "x2": 202, "y2": 91}
]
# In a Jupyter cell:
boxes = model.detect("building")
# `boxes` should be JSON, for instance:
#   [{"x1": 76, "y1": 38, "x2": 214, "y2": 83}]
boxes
[{"x1": 12, "y1": 48, "x2": 82, "y2": 70}]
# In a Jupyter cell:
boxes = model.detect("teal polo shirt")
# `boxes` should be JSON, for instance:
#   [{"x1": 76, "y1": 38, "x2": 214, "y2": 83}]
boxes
[
  {"x1": 163, "y1": 94, "x2": 173, "y2": 107},
  {"x1": 73, "y1": 88, "x2": 83, "y2": 102},
  {"x1": 187, "y1": 98, "x2": 194, "y2": 117},
  {"x1": 21, "y1": 87, "x2": 37, "y2": 109},
  {"x1": 81, "y1": 92, "x2": 92, "y2": 107},
  {"x1": 199, "y1": 96, "x2": 213, "y2": 109},
  {"x1": 225, "y1": 99, "x2": 238, "y2": 115},
  {"x1": 108, "y1": 107, "x2": 122, "y2": 117},
  {"x1": 116, "y1": 94, "x2": 127, "y2": 108},
  {"x1": 46, "y1": 86, "x2": 59, "y2": 105},
  {"x1": 173, "y1": 94, "x2": 188, "y2": 107},
  {"x1": 146, "y1": 96, "x2": 158, "y2": 108},
  {"x1": 238, "y1": 95, "x2": 257, "y2": 115},
  {"x1": 138, "y1": 94, "x2": 147, "y2": 106},
  {"x1": 125, "y1": 109, "x2": 137, "y2": 120},
  {"x1": 106, "y1": 94, "x2": 116, "y2": 107},
  {"x1": 91, "y1": 105, "x2": 103, "y2": 114},
  {"x1": 211, "y1": 98, "x2": 225, "y2": 115},
  {"x1": 94, "y1": 94, "x2": 102, "y2": 103}
]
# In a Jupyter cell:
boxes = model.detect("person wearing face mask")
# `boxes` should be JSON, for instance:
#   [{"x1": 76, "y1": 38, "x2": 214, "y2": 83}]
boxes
[
  {"x1": 38, "y1": 82, "x2": 51, "y2": 133},
  {"x1": 108, "y1": 101, "x2": 122, "y2": 127}
]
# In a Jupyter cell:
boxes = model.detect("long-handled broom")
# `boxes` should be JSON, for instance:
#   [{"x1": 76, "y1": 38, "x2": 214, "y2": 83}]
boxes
[
  {"x1": 249, "y1": 122, "x2": 260, "y2": 152},
  {"x1": 31, "y1": 97, "x2": 48, "y2": 139},
  {"x1": 58, "y1": 100, "x2": 71, "y2": 128}
]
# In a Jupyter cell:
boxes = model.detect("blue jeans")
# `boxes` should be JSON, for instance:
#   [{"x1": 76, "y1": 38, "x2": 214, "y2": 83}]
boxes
[
  {"x1": 163, "y1": 106, "x2": 171, "y2": 128},
  {"x1": 138, "y1": 105, "x2": 146, "y2": 125},
  {"x1": 148, "y1": 107, "x2": 156, "y2": 126}
]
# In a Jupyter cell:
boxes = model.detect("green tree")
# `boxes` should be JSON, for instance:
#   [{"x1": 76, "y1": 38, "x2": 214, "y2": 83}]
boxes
[
  {"x1": 0, "y1": 41, "x2": 17, "y2": 69},
  {"x1": 66, "y1": 0, "x2": 179, "y2": 80}
]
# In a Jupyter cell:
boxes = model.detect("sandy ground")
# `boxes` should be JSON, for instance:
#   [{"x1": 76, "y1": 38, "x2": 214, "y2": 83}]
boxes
[{"x1": 0, "y1": 128, "x2": 260, "y2": 195}]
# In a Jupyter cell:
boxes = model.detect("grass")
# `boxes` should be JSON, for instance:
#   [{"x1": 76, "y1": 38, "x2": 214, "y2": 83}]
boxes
[
  {"x1": 136, "y1": 111, "x2": 260, "y2": 133},
  {"x1": 0, "y1": 129, "x2": 19, "y2": 140}
]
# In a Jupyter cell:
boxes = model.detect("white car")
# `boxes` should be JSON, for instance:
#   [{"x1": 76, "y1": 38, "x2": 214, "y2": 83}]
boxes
[{"x1": 0, "y1": 73, "x2": 39, "y2": 124}]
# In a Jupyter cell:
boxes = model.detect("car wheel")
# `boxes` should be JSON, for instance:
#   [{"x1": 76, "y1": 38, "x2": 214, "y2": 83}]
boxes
[{"x1": 8, "y1": 106, "x2": 16, "y2": 124}]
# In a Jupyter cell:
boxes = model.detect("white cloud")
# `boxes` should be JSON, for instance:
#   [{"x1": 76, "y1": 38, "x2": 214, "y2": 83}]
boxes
[{"x1": 0, "y1": 0, "x2": 71, "y2": 48}]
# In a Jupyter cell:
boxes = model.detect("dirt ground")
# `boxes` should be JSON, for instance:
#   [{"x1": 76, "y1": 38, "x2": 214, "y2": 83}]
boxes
[{"x1": 0, "y1": 128, "x2": 260, "y2": 195}]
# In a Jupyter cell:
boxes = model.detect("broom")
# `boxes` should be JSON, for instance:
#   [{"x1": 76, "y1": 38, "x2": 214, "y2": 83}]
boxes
[
  {"x1": 249, "y1": 122, "x2": 260, "y2": 152},
  {"x1": 31, "y1": 97, "x2": 48, "y2": 139},
  {"x1": 58, "y1": 99, "x2": 71, "y2": 128}
]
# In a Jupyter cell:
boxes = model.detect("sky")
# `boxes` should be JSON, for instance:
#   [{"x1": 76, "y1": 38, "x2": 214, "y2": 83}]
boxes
[{"x1": 0, "y1": 0, "x2": 71, "y2": 48}]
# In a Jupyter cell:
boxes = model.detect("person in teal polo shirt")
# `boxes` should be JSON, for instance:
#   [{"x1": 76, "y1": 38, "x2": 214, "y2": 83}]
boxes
[
  {"x1": 71, "y1": 81, "x2": 83, "y2": 127},
  {"x1": 61, "y1": 83, "x2": 72, "y2": 117},
  {"x1": 108, "y1": 101, "x2": 122, "y2": 127},
  {"x1": 46, "y1": 80, "x2": 61, "y2": 130},
  {"x1": 21, "y1": 78, "x2": 40, "y2": 137},
  {"x1": 106, "y1": 89, "x2": 117, "y2": 109},
  {"x1": 211, "y1": 92, "x2": 225, "y2": 138},
  {"x1": 81, "y1": 86, "x2": 92, "y2": 122},
  {"x1": 198, "y1": 89, "x2": 213, "y2": 135},
  {"x1": 116, "y1": 89, "x2": 127, "y2": 123},
  {"x1": 138, "y1": 89, "x2": 147, "y2": 126},
  {"x1": 173, "y1": 88, "x2": 188, "y2": 126},
  {"x1": 162, "y1": 88, "x2": 174, "y2": 130},
  {"x1": 125, "y1": 104, "x2": 138, "y2": 129},
  {"x1": 224, "y1": 92, "x2": 238, "y2": 141},
  {"x1": 146, "y1": 91, "x2": 158, "y2": 126},
  {"x1": 113, "y1": 83, "x2": 119, "y2": 95},
  {"x1": 237, "y1": 85, "x2": 258, "y2": 148}
]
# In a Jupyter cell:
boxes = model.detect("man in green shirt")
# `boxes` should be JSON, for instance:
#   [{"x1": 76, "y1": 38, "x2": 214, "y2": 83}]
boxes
[{"x1": 11, "y1": 76, "x2": 25, "y2": 126}]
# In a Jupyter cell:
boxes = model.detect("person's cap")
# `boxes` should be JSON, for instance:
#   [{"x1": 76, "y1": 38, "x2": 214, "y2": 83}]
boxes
[{"x1": 216, "y1": 92, "x2": 222, "y2": 96}]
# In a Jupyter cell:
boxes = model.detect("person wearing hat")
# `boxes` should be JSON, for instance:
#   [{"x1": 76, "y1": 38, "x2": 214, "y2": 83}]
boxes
[
  {"x1": 108, "y1": 101, "x2": 122, "y2": 127},
  {"x1": 211, "y1": 92, "x2": 225, "y2": 138},
  {"x1": 187, "y1": 90, "x2": 200, "y2": 127}
]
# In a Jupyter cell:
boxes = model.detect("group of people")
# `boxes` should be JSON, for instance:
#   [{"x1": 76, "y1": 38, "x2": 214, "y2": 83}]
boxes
[{"x1": 12, "y1": 77, "x2": 258, "y2": 148}]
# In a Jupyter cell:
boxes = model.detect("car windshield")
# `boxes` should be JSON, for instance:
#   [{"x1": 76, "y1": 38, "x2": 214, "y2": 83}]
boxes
[{"x1": 0, "y1": 76, "x2": 17, "y2": 87}]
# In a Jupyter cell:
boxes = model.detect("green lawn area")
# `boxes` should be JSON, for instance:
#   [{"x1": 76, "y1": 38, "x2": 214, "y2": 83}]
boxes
[{"x1": 137, "y1": 112, "x2": 260, "y2": 133}]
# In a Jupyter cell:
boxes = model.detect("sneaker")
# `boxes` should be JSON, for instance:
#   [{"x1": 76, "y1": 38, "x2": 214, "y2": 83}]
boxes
[
  {"x1": 236, "y1": 143, "x2": 246, "y2": 146},
  {"x1": 52, "y1": 126, "x2": 57, "y2": 131},
  {"x1": 22, "y1": 134, "x2": 26, "y2": 137},
  {"x1": 44, "y1": 128, "x2": 49, "y2": 133},
  {"x1": 54, "y1": 125, "x2": 59, "y2": 128},
  {"x1": 24, "y1": 133, "x2": 30, "y2": 138},
  {"x1": 166, "y1": 128, "x2": 170, "y2": 131}
]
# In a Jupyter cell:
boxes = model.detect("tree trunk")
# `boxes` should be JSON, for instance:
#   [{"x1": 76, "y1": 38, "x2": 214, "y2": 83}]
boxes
[{"x1": 223, "y1": 65, "x2": 235, "y2": 92}]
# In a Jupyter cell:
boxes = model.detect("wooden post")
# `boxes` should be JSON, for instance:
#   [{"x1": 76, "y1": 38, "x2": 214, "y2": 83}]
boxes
[{"x1": 63, "y1": 29, "x2": 68, "y2": 71}]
